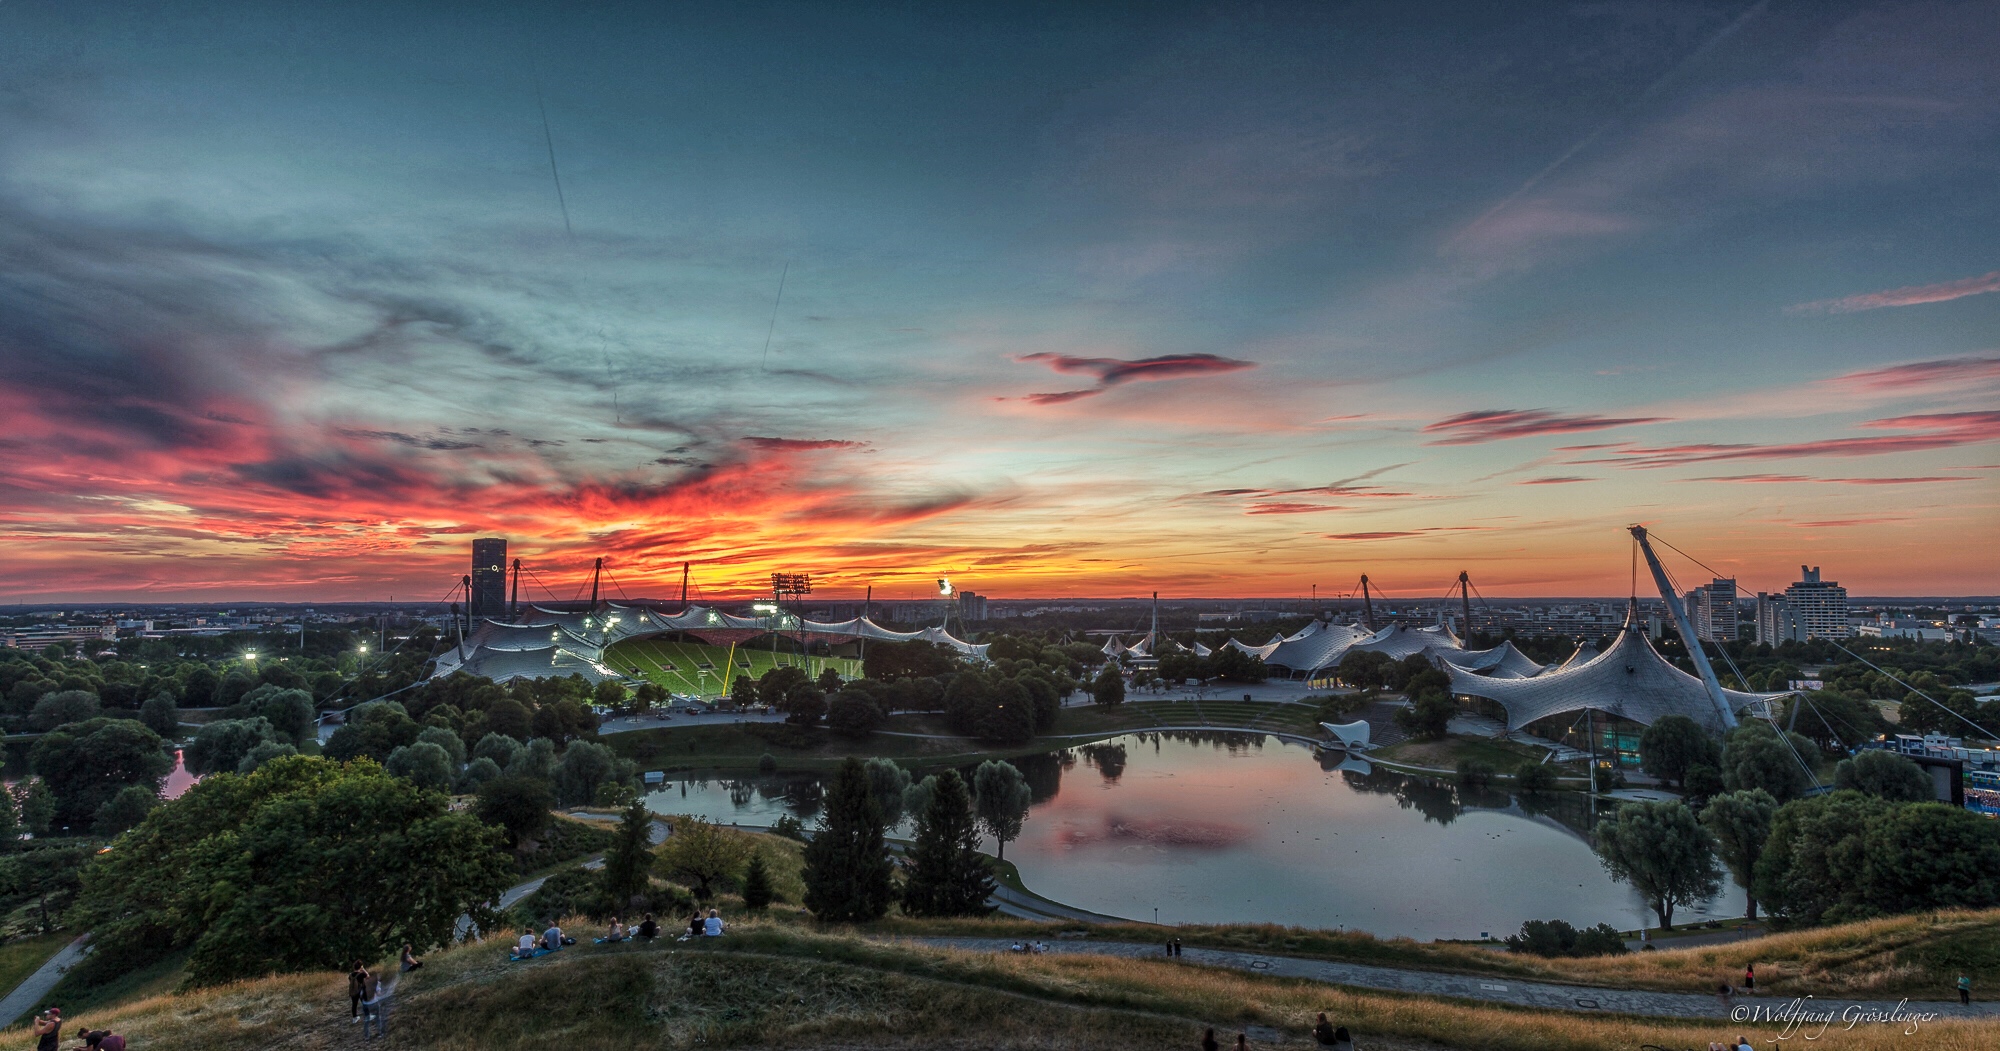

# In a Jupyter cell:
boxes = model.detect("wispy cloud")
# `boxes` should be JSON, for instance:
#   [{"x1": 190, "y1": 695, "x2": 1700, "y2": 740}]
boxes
[
  {"x1": 1422, "y1": 409, "x2": 1668, "y2": 445},
  {"x1": 1518, "y1": 476, "x2": 1594, "y2": 485},
  {"x1": 1568, "y1": 412, "x2": 2000, "y2": 468},
  {"x1": 1011, "y1": 352, "x2": 1255, "y2": 404},
  {"x1": 1791, "y1": 271, "x2": 2000, "y2": 314},
  {"x1": 1828, "y1": 355, "x2": 2000, "y2": 392},
  {"x1": 1688, "y1": 473, "x2": 1970, "y2": 485},
  {"x1": 740, "y1": 437, "x2": 868, "y2": 452}
]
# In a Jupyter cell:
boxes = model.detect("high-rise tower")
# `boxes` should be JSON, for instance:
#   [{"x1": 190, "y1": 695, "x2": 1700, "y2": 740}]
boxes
[{"x1": 470, "y1": 538, "x2": 507, "y2": 621}]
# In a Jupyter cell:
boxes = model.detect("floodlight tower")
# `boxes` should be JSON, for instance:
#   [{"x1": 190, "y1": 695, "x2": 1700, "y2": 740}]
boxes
[{"x1": 771, "y1": 572, "x2": 812, "y2": 659}]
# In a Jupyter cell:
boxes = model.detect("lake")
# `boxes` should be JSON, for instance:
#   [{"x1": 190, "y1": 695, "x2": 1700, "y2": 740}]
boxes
[{"x1": 643, "y1": 731, "x2": 1744, "y2": 940}]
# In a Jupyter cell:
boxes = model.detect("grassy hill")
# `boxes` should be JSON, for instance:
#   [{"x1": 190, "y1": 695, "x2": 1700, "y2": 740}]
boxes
[{"x1": 29, "y1": 908, "x2": 2000, "y2": 1051}]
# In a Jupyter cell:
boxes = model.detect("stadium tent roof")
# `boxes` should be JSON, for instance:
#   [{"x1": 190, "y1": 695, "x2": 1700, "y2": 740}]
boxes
[
  {"x1": 432, "y1": 600, "x2": 988, "y2": 684},
  {"x1": 1263, "y1": 622, "x2": 1370, "y2": 674},
  {"x1": 1444, "y1": 620, "x2": 1784, "y2": 733},
  {"x1": 1191, "y1": 641, "x2": 1213, "y2": 658},
  {"x1": 1225, "y1": 636, "x2": 1281, "y2": 660},
  {"x1": 1101, "y1": 637, "x2": 1127, "y2": 657},
  {"x1": 1350, "y1": 623, "x2": 1461, "y2": 660},
  {"x1": 1428, "y1": 640, "x2": 1547, "y2": 679},
  {"x1": 1556, "y1": 642, "x2": 1599, "y2": 671}
]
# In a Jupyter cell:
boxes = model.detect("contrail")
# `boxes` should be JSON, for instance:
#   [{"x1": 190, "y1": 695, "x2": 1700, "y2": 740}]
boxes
[
  {"x1": 532, "y1": 69, "x2": 573, "y2": 239},
  {"x1": 1464, "y1": 0, "x2": 1770, "y2": 233},
  {"x1": 760, "y1": 262, "x2": 789, "y2": 370}
]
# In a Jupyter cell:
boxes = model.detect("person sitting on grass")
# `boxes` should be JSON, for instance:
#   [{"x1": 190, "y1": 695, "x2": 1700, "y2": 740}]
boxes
[
  {"x1": 703, "y1": 908, "x2": 724, "y2": 937},
  {"x1": 400, "y1": 943, "x2": 422, "y2": 972},
  {"x1": 542, "y1": 921, "x2": 565, "y2": 951},
  {"x1": 511, "y1": 928, "x2": 538, "y2": 959},
  {"x1": 637, "y1": 913, "x2": 658, "y2": 940},
  {"x1": 603, "y1": 917, "x2": 627, "y2": 943}
]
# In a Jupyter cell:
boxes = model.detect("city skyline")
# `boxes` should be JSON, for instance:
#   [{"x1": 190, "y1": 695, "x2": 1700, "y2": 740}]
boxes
[{"x1": 4, "y1": 1, "x2": 1998, "y2": 601}]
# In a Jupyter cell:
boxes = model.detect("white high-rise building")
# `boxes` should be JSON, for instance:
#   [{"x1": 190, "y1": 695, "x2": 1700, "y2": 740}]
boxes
[
  {"x1": 1684, "y1": 578, "x2": 1739, "y2": 642},
  {"x1": 1756, "y1": 592, "x2": 1799, "y2": 643},
  {"x1": 1784, "y1": 566, "x2": 1849, "y2": 639}
]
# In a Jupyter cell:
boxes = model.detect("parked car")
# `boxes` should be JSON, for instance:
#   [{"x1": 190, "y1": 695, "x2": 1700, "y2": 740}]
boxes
[{"x1": 684, "y1": 706, "x2": 704, "y2": 715}]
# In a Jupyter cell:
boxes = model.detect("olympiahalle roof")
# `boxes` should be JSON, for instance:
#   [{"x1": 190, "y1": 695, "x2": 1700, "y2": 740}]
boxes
[{"x1": 1444, "y1": 619, "x2": 1784, "y2": 733}]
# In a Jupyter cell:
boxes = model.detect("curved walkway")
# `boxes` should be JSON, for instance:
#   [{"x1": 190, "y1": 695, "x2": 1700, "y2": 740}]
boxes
[
  {"x1": 899, "y1": 937, "x2": 1992, "y2": 1022},
  {"x1": 0, "y1": 936, "x2": 90, "y2": 1028}
]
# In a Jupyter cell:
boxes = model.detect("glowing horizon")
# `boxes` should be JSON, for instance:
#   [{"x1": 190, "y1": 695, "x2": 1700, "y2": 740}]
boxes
[{"x1": 2, "y1": 3, "x2": 1996, "y2": 603}]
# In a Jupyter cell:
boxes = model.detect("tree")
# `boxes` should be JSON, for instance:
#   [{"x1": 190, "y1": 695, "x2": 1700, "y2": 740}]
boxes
[
  {"x1": 409, "y1": 724, "x2": 462, "y2": 767},
  {"x1": 1395, "y1": 689, "x2": 1455, "y2": 740},
  {"x1": 385, "y1": 742, "x2": 455, "y2": 792},
  {"x1": 1856, "y1": 803, "x2": 2000, "y2": 915},
  {"x1": 1091, "y1": 664, "x2": 1125, "y2": 707},
  {"x1": 632, "y1": 682, "x2": 665, "y2": 713},
  {"x1": 741, "y1": 852, "x2": 775, "y2": 911},
  {"x1": 863, "y1": 640, "x2": 960, "y2": 681},
  {"x1": 600, "y1": 799, "x2": 655, "y2": 906},
  {"x1": 1755, "y1": 791, "x2": 1893, "y2": 926},
  {"x1": 138, "y1": 692, "x2": 181, "y2": 737},
  {"x1": 780, "y1": 685, "x2": 827, "y2": 727},
  {"x1": 593, "y1": 679, "x2": 628, "y2": 710},
  {"x1": 826, "y1": 691, "x2": 883, "y2": 738},
  {"x1": 323, "y1": 701, "x2": 420, "y2": 763},
  {"x1": 816, "y1": 667, "x2": 843, "y2": 692},
  {"x1": 484, "y1": 697, "x2": 534, "y2": 741},
  {"x1": 1700, "y1": 789, "x2": 1777, "y2": 920},
  {"x1": 759, "y1": 666, "x2": 811, "y2": 710},
  {"x1": 1639, "y1": 715, "x2": 1722, "y2": 789},
  {"x1": 31, "y1": 689, "x2": 99, "y2": 731},
  {"x1": 472, "y1": 732, "x2": 524, "y2": 768},
  {"x1": 19, "y1": 781, "x2": 54, "y2": 837},
  {"x1": 1515, "y1": 762, "x2": 1557, "y2": 792},
  {"x1": 1684, "y1": 764, "x2": 1726, "y2": 806},
  {"x1": 972, "y1": 760, "x2": 1032, "y2": 862},
  {"x1": 863, "y1": 758, "x2": 911, "y2": 827},
  {"x1": 1719, "y1": 721, "x2": 1816, "y2": 802},
  {"x1": 800, "y1": 757, "x2": 894, "y2": 921},
  {"x1": 1833, "y1": 750, "x2": 1933, "y2": 802},
  {"x1": 93, "y1": 784, "x2": 159, "y2": 837},
  {"x1": 71, "y1": 755, "x2": 511, "y2": 987},
  {"x1": 475, "y1": 775, "x2": 556, "y2": 851},
  {"x1": 187, "y1": 718, "x2": 282, "y2": 776},
  {"x1": 0, "y1": 784, "x2": 18, "y2": 849},
  {"x1": 657, "y1": 816, "x2": 749, "y2": 902},
  {"x1": 243, "y1": 686, "x2": 316, "y2": 747},
  {"x1": 29, "y1": 717, "x2": 175, "y2": 832},
  {"x1": 506, "y1": 737, "x2": 558, "y2": 781},
  {"x1": 238, "y1": 740, "x2": 298, "y2": 773},
  {"x1": 555, "y1": 740, "x2": 619, "y2": 806},
  {"x1": 458, "y1": 756, "x2": 503, "y2": 793},
  {"x1": 900, "y1": 769, "x2": 995, "y2": 917},
  {"x1": 1593, "y1": 800, "x2": 1721, "y2": 930}
]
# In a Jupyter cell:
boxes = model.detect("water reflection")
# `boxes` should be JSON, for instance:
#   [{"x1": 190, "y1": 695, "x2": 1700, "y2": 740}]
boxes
[{"x1": 642, "y1": 731, "x2": 1740, "y2": 939}]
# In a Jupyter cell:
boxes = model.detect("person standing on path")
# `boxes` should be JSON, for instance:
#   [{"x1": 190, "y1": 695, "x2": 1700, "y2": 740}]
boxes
[
  {"x1": 1743, "y1": 964, "x2": 1754, "y2": 993},
  {"x1": 1235, "y1": 1034, "x2": 1249, "y2": 1051},
  {"x1": 1959, "y1": 975, "x2": 1971, "y2": 1005},
  {"x1": 348, "y1": 961, "x2": 371, "y2": 1022},
  {"x1": 1200, "y1": 1026, "x2": 1219, "y2": 1051}
]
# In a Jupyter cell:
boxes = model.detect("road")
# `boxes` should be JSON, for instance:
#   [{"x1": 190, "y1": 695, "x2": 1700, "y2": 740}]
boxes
[{"x1": 0, "y1": 936, "x2": 90, "y2": 1028}]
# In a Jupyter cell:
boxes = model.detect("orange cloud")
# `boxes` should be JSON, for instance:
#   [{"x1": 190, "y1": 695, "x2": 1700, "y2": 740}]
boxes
[{"x1": 1423, "y1": 408, "x2": 1667, "y2": 445}]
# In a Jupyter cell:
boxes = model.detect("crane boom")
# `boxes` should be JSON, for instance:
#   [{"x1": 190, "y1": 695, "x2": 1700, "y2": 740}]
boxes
[{"x1": 1628, "y1": 526, "x2": 1738, "y2": 729}]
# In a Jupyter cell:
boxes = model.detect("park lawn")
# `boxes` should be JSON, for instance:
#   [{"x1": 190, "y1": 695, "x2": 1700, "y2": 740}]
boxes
[
  {"x1": 0, "y1": 932, "x2": 70, "y2": 998},
  {"x1": 55, "y1": 916, "x2": 2000, "y2": 1051}
]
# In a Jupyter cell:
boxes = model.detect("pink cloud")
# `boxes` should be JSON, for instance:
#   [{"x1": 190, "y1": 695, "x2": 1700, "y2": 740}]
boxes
[
  {"x1": 1423, "y1": 409, "x2": 1667, "y2": 445},
  {"x1": 1689, "y1": 474, "x2": 1970, "y2": 485},
  {"x1": 1791, "y1": 271, "x2": 2000, "y2": 314},
  {"x1": 1570, "y1": 412, "x2": 2000, "y2": 468},
  {"x1": 1827, "y1": 355, "x2": 2000, "y2": 391},
  {"x1": 1518, "y1": 476, "x2": 1594, "y2": 485}
]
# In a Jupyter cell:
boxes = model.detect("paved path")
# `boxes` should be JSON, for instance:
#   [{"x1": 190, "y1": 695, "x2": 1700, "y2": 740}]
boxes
[
  {"x1": 898, "y1": 937, "x2": 1995, "y2": 1022},
  {"x1": 0, "y1": 936, "x2": 90, "y2": 1028}
]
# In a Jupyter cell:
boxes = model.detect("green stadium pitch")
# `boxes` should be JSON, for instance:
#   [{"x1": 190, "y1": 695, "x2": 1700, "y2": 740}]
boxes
[{"x1": 601, "y1": 637, "x2": 863, "y2": 698}]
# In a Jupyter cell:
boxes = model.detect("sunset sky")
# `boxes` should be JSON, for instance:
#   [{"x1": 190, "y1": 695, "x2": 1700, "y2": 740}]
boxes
[{"x1": 2, "y1": 0, "x2": 1996, "y2": 602}]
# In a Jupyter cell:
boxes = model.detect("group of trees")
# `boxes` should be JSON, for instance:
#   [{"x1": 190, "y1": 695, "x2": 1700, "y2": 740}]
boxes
[
  {"x1": 802, "y1": 757, "x2": 1030, "y2": 921},
  {"x1": 1598, "y1": 729, "x2": 2000, "y2": 930}
]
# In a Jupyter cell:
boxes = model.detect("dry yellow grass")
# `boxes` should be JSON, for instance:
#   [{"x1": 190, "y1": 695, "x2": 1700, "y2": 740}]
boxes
[{"x1": 52, "y1": 916, "x2": 1995, "y2": 1051}]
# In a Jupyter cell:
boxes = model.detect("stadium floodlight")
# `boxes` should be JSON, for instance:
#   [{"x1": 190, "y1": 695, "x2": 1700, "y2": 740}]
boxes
[
  {"x1": 752, "y1": 603, "x2": 777, "y2": 612},
  {"x1": 244, "y1": 651, "x2": 258, "y2": 661},
  {"x1": 937, "y1": 577, "x2": 953, "y2": 596},
  {"x1": 771, "y1": 573, "x2": 812, "y2": 596}
]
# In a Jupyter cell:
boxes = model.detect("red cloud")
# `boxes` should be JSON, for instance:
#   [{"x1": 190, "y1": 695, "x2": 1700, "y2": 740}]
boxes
[
  {"x1": 1325, "y1": 531, "x2": 1424, "y2": 540},
  {"x1": 1570, "y1": 412, "x2": 2000, "y2": 468},
  {"x1": 1422, "y1": 409, "x2": 1667, "y2": 445},
  {"x1": 1791, "y1": 271, "x2": 2000, "y2": 314},
  {"x1": 1012, "y1": 352, "x2": 1255, "y2": 403}
]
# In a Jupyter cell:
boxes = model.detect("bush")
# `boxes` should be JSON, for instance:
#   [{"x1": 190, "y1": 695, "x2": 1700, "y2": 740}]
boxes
[
  {"x1": 1514, "y1": 762, "x2": 1556, "y2": 792},
  {"x1": 770, "y1": 814, "x2": 806, "y2": 841},
  {"x1": 757, "y1": 753, "x2": 778, "y2": 774},
  {"x1": 1505, "y1": 918, "x2": 1628, "y2": 957}
]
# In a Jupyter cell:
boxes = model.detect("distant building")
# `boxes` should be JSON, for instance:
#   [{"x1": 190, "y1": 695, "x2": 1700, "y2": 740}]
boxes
[
  {"x1": 1784, "y1": 566, "x2": 1849, "y2": 639},
  {"x1": 470, "y1": 538, "x2": 508, "y2": 620},
  {"x1": 958, "y1": 591, "x2": 989, "y2": 622},
  {"x1": 1756, "y1": 592, "x2": 1799, "y2": 644},
  {"x1": 1683, "y1": 577, "x2": 1738, "y2": 642}
]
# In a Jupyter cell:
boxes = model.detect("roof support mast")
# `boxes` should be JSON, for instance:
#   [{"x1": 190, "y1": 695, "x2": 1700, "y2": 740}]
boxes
[
  {"x1": 1458, "y1": 571, "x2": 1473, "y2": 640},
  {"x1": 1359, "y1": 575, "x2": 1376, "y2": 632},
  {"x1": 509, "y1": 558, "x2": 521, "y2": 619},
  {"x1": 1628, "y1": 526, "x2": 1738, "y2": 730},
  {"x1": 589, "y1": 557, "x2": 603, "y2": 606}
]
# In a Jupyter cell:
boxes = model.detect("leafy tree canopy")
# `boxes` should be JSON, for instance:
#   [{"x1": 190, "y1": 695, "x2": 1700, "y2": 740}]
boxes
[{"x1": 28, "y1": 717, "x2": 175, "y2": 832}]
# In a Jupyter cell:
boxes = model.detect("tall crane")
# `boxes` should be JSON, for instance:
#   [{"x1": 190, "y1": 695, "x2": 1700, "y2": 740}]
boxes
[{"x1": 1629, "y1": 526, "x2": 1738, "y2": 730}]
